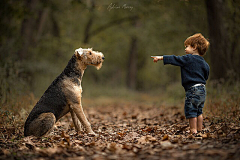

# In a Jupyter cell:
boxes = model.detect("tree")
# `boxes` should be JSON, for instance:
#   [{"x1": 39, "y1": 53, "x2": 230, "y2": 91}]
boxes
[
  {"x1": 127, "y1": 36, "x2": 138, "y2": 90},
  {"x1": 206, "y1": 0, "x2": 240, "y2": 80},
  {"x1": 126, "y1": 18, "x2": 141, "y2": 90}
]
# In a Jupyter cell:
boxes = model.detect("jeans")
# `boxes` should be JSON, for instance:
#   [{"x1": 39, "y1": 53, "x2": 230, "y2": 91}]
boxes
[{"x1": 184, "y1": 84, "x2": 206, "y2": 119}]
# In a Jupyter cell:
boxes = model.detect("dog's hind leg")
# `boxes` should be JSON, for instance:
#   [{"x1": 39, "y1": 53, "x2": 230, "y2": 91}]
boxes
[
  {"x1": 70, "y1": 109, "x2": 82, "y2": 132},
  {"x1": 25, "y1": 113, "x2": 56, "y2": 137}
]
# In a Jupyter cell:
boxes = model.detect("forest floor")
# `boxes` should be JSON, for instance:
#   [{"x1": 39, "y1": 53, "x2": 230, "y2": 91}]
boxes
[{"x1": 0, "y1": 94, "x2": 240, "y2": 160}]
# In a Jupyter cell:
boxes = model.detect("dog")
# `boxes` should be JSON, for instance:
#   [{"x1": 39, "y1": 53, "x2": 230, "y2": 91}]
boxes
[{"x1": 24, "y1": 48, "x2": 105, "y2": 137}]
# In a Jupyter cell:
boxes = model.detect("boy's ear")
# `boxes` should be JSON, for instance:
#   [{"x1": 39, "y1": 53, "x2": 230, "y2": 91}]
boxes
[{"x1": 193, "y1": 46, "x2": 197, "y2": 50}]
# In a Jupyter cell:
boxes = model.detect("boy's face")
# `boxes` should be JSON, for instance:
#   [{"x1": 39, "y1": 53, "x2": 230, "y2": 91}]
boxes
[{"x1": 185, "y1": 45, "x2": 196, "y2": 55}]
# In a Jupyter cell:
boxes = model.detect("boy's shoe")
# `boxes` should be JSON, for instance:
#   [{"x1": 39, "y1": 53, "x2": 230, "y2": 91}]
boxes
[
  {"x1": 197, "y1": 130, "x2": 205, "y2": 134},
  {"x1": 193, "y1": 133, "x2": 203, "y2": 140},
  {"x1": 193, "y1": 133, "x2": 202, "y2": 137},
  {"x1": 188, "y1": 133, "x2": 202, "y2": 139}
]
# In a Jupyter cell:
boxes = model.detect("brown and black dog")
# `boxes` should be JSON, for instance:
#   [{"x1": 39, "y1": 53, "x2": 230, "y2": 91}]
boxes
[{"x1": 24, "y1": 48, "x2": 104, "y2": 137}]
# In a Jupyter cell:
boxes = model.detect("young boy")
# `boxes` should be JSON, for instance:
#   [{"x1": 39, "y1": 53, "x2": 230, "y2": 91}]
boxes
[{"x1": 152, "y1": 33, "x2": 210, "y2": 134}]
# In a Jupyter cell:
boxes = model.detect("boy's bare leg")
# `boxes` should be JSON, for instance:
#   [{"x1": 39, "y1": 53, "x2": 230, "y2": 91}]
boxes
[
  {"x1": 197, "y1": 114, "x2": 203, "y2": 132},
  {"x1": 189, "y1": 117, "x2": 197, "y2": 134}
]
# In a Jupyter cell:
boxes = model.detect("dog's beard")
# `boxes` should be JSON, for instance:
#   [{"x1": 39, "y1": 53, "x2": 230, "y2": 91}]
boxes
[
  {"x1": 92, "y1": 56, "x2": 103, "y2": 70},
  {"x1": 84, "y1": 61, "x2": 102, "y2": 70},
  {"x1": 95, "y1": 62, "x2": 102, "y2": 70}
]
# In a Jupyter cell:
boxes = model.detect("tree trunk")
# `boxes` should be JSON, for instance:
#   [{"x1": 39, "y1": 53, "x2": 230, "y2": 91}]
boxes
[
  {"x1": 205, "y1": 0, "x2": 228, "y2": 80},
  {"x1": 206, "y1": 0, "x2": 240, "y2": 80},
  {"x1": 127, "y1": 36, "x2": 138, "y2": 90},
  {"x1": 83, "y1": 0, "x2": 95, "y2": 44},
  {"x1": 19, "y1": 0, "x2": 39, "y2": 60},
  {"x1": 83, "y1": 14, "x2": 94, "y2": 44},
  {"x1": 36, "y1": 8, "x2": 50, "y2": 41}
]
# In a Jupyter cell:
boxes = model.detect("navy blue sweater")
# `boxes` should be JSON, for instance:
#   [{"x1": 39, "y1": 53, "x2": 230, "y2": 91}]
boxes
[{"x1": 163, "y1": 54, "x2": 210, "y2": 91}]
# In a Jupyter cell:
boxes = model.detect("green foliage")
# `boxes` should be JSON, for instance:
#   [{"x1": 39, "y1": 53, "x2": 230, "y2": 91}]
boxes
[
  {"x1": 0, "y1": 60, "x2": 29, "y2": 105},
  {"x1": 0, "y1": 0, "x2": 239, "y2": 107}
]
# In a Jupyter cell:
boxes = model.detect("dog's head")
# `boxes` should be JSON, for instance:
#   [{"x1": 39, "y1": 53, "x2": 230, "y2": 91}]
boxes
[{"x1": 75, "y1": 48, "x2": 105, "y2": 70}]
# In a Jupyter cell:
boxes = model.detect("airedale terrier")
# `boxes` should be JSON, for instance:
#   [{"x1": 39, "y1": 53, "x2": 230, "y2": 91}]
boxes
[{"x1": 24, "y1": 48, "x2": 105, "y2": 137}]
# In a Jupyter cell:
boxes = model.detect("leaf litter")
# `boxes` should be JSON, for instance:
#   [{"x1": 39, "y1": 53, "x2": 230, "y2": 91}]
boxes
[{"x1": 0, "y1": 103, "x2": 240, "y2": 160}]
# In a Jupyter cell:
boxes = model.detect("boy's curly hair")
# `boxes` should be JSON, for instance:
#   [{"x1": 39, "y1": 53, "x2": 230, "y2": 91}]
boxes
[{"x1": 184, "y1": 33, "x2": 210, "y2": 56}]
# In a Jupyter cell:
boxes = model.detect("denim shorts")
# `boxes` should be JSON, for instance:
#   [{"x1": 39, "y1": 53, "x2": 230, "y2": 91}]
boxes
[{"x1": 184, "y1": 84, "x2": 206, "y2": 119}]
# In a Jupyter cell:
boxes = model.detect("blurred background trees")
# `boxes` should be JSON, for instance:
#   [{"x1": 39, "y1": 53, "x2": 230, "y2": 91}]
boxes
[
  {"x1": 206, "y1": 0, "x2": 240, "y2": 80},
  {"x1": 0, "y1": 0, "x2": 239, "y2": 106}
]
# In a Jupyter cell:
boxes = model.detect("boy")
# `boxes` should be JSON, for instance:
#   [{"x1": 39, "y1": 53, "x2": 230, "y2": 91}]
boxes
[{"x1": 152, "y1": 33, "x2": 210, "y2": 134}]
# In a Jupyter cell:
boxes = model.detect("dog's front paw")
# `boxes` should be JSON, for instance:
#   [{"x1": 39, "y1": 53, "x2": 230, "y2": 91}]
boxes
[{"x1": 87, "y1": 131, "x2": 98, "y2": 137}]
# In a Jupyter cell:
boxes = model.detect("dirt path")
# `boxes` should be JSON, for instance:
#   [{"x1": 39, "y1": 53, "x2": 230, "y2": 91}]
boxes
[{"x1": 0, "y1": 103, "x2": 239, "y2": 160}]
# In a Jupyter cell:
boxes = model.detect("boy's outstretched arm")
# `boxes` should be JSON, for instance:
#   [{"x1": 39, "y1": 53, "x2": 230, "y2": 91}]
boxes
[{"x1": 151, "y1": 56, "x2": 163, "y2": 63}]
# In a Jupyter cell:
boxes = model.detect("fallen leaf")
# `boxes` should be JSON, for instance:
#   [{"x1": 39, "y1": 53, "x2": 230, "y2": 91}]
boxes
[
  {"x1": 37, "y1": 145, "x2": 63, "y2": 156},
  {"x1": 162, "y1": 134, "x2": 169, "y2": 141},
  {"x1": 160, "y1": 141, "x2": 174, "y2": 150},
  {"x1": 123, "y1": 132, "x2": 140, "y2": 141},
  {"x1": 61, "y1": 131, "x2": 70, "y2": 146},
  {"x1": 138, "y1": 136, "x2": 148, "y2": 144},
  {"x1": 146, "y1": 135, "x2": 157, "y2": 142},
  {"x1": 187, "y1": 143, "x2": 201, "y2": 150}
]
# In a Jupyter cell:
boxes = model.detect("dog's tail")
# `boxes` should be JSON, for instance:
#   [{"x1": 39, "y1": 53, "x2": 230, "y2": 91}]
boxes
[{"x1": 24, "y1": 112, "x2": 56, "y2": 137}]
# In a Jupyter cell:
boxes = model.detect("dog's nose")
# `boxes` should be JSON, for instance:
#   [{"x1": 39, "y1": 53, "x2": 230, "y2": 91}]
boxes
[{"x1": 102, "y1": 57, "x2": 105, "y2": 60}]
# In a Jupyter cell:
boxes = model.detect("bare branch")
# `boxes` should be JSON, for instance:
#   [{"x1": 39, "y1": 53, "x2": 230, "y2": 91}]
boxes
[{"x1": 89, "y1": 15, "x2": 139, "y2": 37}]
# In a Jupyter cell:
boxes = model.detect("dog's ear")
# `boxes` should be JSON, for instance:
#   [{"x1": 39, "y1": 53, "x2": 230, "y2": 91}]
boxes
[
  {"x1": 75, "y1": 48, "x2": 83, "y2": 55},
  {"x1": 75, "y1": 48, "x2": 84, "y2": 59}
]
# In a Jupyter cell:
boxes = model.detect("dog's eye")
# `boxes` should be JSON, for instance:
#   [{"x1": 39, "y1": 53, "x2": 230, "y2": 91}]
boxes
[{"x1": 89, "y1": 52, "x2": 92, "y2": 55}]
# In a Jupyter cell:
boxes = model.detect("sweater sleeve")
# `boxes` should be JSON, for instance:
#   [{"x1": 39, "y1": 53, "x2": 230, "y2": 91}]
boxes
[{"x1": 163, "y1": 55, "x2": 189, "y2": 67}]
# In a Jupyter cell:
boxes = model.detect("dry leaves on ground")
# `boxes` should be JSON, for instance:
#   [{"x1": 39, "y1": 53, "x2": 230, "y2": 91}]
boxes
[{"x1": 0, "y1": 103, "x2": 240, "y2": 160}]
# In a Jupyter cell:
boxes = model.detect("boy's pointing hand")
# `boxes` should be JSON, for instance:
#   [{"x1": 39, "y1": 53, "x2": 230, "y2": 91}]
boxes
[
  {"x1": 151, "y1": 56, "x2": 163, "y2": 63},
  {"x1": 153, "y1": 57, "x2": 159, "y2": 63}
]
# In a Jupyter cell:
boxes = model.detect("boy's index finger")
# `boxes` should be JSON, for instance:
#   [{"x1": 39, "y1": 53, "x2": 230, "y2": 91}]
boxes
[{"x1": 151, "y1": 56, "x2": 161, "y2": 58}]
